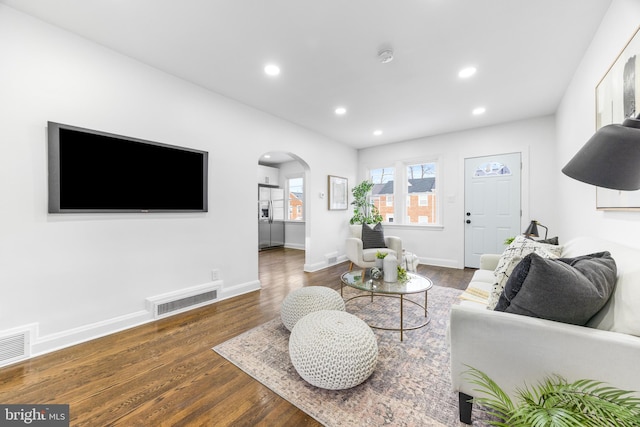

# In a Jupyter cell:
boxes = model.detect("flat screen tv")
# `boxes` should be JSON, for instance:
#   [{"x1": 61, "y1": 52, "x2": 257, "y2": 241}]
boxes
[{"x1": 48, "y1": 122, "x2": 208, "y2": 213}]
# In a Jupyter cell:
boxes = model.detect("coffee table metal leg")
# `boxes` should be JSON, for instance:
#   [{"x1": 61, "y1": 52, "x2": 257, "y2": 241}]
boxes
[
  {"x1": 424, "y1": 290, "x2": 428, "y2": 317},
  {"x1": 400, "y1": 294, "x2": 404, "y2": 341}
]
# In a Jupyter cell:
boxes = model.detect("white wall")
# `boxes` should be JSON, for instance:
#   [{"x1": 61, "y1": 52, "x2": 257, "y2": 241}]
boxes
[
  {"x1": 357, "y1": 116, "x2": 557, "y2": 268},
  {"x1": 556, "y1": 0, "x2": 640, "y2": 245},
  {"x1": 0, "y1": 5, "x2": 356, "y2": 357}
]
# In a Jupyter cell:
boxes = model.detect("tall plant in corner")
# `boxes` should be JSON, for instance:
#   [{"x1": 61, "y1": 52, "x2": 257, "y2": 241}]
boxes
[{"x1": 349, "y1": 180, "x2": 383, "y2": 224}]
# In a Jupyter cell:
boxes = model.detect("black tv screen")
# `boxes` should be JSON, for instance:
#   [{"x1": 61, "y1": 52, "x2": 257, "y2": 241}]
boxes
[{"x1": 48, "y1": 122, "x2": 208, "y2": 213}]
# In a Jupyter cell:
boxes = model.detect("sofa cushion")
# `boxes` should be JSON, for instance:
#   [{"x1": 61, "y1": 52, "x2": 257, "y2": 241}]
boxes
[
  {"x1": 459, "y1": 281, "x2": 492, "y2": 307},
  {"x1": 488, "y1": 235, "x2": 563, "y2": 309},
  {"x1": 361, "y1": 223, "x2": 387, "y2": 249},
  {"x1": 561, "y1": 237, "x2": 640, "y2": 337},
  {"x1": 472, "y1": 269, "x2": 496, "y2": 284},
  {"x1": 494, "y1": 252, "x2": 617, "y2": 326}
]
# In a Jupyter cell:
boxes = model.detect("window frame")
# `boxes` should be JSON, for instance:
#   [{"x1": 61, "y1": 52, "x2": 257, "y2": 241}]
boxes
[
  {"x1": 285, "y1": 174, "x2": 304, "y2": 222},
  {"x1": 365, "y1": 157, "x2": 441, "y2": 227}
]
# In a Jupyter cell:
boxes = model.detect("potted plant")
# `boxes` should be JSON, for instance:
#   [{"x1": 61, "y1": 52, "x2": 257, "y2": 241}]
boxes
[
  {"x1": 375, "y1": 251, "x2": 387, "y2": 268},
  {"x1": 349, "y1": 180, "x2": 383, "y2": 225},
  {"x1": 465, "y1": 367, "x2": 640, "y2": 427}
]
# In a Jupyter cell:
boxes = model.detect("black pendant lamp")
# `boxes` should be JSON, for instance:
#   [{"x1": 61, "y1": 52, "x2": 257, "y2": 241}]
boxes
[{"x1": 562, "y1": 115, "x2": 640, "y2": 190}]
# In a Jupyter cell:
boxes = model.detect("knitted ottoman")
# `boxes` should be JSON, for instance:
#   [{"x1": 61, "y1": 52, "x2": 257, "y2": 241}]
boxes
[
  {"x1": 289, "y1": 310, "x2": 378, "y2": 390},
  {"x1": 281, "y1": 286, "x2": 345, "y2": 331}
]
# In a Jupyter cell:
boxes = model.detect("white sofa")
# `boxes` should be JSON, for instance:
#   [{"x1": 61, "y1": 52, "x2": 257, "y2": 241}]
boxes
[{"x1": 449, "y1": 236, "x2": 640, "y2": 424}]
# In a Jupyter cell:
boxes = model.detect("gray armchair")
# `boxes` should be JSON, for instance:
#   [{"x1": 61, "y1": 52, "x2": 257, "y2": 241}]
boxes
[{"x1": 345, "y1": 224, "x2": 402, "y2": 270}]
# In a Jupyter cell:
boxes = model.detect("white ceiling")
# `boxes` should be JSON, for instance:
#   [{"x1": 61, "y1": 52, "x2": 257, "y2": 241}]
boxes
[{"x1": 2, "y1": 0, "x2": 612, "y2": 149}]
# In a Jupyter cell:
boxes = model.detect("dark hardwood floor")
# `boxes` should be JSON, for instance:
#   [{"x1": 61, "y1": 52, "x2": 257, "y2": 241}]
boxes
[{"x1": 0, "y1": 249, "x2": 473, "y2": 426}]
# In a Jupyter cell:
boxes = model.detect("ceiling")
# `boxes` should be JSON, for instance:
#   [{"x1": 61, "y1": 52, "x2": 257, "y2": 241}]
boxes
[{"x1": 2, "y1": 0, "x2": 612, "y2": 149}]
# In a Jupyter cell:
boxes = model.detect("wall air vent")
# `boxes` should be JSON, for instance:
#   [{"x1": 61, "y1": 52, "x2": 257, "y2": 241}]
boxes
[
  {"x1": 0, "y1": 329, "x2": 30, "y2": 367},
  {"x1": 146, "y1": 282, "x2": 222, "y2": 319}
]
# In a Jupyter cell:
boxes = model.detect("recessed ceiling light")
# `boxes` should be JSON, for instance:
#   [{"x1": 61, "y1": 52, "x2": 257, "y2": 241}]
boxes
[
  {"x1": 458, "y1": 67, "x2": 477, "y2": 79},
  {"x1": 335, "y1": 107, "x2": 347, "y2": 115},
  {"x1": 264, "y1": 64, "x2": 280, "y2": 76},
  {"x1": 473, "y1": 107, "x2": 486, "y2": 115},
  {"x1": 373, "y1": 130, "x2": 383, "y2": 136}
]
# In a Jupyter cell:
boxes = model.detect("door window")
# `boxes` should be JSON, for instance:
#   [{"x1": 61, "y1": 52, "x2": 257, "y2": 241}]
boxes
[{"x1": 473, "y1": 162, "x2": 512, "y2": 177}]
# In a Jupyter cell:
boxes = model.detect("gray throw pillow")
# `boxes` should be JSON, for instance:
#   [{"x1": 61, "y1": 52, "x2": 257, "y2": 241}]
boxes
[
  {"x1": 361, "y1": 223, "x2": 386, "y2": 249},
  {"x1": 494, "y1": 251, "x2": 617, "y2": 326},
  {"x1": 537, "y1": 236, "x2": 559, "y2": 245}
]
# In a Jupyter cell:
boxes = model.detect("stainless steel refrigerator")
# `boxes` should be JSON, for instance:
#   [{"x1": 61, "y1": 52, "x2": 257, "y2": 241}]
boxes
[{"x1": 258, "y1": 185, "x2": 285, "y2": 250}]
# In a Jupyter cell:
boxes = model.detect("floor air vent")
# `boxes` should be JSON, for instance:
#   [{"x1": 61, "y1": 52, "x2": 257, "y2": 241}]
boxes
[
  {"x1": 147, "y1": 283, "x2": 221, "y2": 319},
  {"x1": 0, "y1": 329, "x2": 30, "y2": 367}
]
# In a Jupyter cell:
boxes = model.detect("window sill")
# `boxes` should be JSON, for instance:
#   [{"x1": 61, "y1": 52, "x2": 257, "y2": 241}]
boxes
[{"x1": 382, "y1": 223, "x2": 443, "y2": 231}]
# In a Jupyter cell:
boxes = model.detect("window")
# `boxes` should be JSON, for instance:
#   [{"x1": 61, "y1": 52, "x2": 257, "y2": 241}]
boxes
[
  {"x1": 370, "y1": 167, "x2": 394, "y2": 222},
  {"x1": 474, "y1": 161, "x2": 511, "y2": 177},
  {"x1": 287, "y1": 177, "x2": 304, "y2": 221},
  {"x1": 406, "y1": 162, "x2": 437, "y2": 225},
  {"x1": 367, "y1": 161, "x2": 439, "y2": 226}
]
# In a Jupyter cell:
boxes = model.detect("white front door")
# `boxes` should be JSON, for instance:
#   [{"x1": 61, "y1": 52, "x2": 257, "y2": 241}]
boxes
[{"x1": 464, "y1": 153, "x2": 521, "y2": 268}]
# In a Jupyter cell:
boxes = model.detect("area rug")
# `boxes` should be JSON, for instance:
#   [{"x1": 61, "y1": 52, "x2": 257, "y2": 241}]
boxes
[{"x1": 213, "y1": 285, "x2": 493, "y2": 426}]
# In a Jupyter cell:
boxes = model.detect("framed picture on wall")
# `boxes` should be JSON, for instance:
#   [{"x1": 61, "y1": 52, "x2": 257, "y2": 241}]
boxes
[
  {"x1": 328, "y1": 175, "x2": 348, "y2": 210},
  {"x1": 596, "y1": 25, "x2": 640, "y2": 210}
]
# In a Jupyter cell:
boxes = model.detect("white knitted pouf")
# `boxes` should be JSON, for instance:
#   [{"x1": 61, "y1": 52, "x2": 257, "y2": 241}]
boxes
[
  {"x1": 289, "y1": 310, "x2": 378, "y2": 390},
  {"x1": 281, "y1": 286, "x2": 345, "y2": 331}
]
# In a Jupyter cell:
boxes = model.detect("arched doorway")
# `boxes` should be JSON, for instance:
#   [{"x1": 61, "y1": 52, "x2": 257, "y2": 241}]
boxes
[{"x1": 257, "y1": 151, "x2": 311, "y2": 264}]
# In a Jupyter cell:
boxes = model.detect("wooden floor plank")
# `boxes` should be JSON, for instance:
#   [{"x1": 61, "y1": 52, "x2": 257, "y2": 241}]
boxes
[{"x1": 0, "y1": 248, "x2": 473, "y2": 426}]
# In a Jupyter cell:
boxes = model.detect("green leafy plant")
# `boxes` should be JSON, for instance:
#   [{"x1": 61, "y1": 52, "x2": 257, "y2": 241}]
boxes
[
  {"x1": 397, "y1": 265, "x2": 407, "y2": 282},
  {"x1": 504, "y1": 237, "x2": 515, "y2": 245},
  {"x1": 349, "y1": 180, "x2": 383, "y2": 225},
  {"x1": 465, "y1": 367, "x2": 640, "y2": 427},
  {"x1": 376, "y1": 251, "x2": 388, "y2": 259}
]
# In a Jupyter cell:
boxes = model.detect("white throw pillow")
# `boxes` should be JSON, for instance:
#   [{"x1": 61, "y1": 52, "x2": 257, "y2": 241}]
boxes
[{"x1": 487, "y1": 235, "x2": 563, "y2": 310}]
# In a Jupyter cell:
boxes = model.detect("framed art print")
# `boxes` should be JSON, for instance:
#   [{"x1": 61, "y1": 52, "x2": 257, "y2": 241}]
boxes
[
  {"x1": 596, "y1": 26, "x2": 640, "y2": 210},
  {"x1": 328, "y1": 175, "x2": 348, "y2": 210}
]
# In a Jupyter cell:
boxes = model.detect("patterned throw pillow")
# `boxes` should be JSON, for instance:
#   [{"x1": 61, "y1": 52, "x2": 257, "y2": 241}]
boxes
[{"x1": 487, "y1": 235, "x2": 563, "y2": 310}]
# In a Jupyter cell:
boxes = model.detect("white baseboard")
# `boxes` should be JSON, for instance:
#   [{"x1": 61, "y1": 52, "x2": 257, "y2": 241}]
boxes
[
  {"x1": 219, "y1": 279, "x2": 261, "y2": 300},
  {"x1": 304, "y1": 254, "x2": 348, "y2": 272},
  {"x1": 31, "y1": 310, "x2": 153, "y2": 358},
  {"x1": 284, "y1": 243, "x2": 305, "y2": 250},
  {"x1": 24, "y1": 279, "x2": 261, "y2": 363},
  {"x1": 420, "y1": 256, "x2": 463, "y2": 269}
]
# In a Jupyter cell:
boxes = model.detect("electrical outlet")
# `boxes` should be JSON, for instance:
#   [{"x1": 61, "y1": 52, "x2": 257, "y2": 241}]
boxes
[{"x1": 211, "y1": 269, "x2": 220, "y2": 281}]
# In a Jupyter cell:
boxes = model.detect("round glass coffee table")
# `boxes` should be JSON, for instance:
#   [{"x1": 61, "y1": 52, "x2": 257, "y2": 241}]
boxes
[{"x1": 340, "y1": 269, "x2": 433, "y2": 341}]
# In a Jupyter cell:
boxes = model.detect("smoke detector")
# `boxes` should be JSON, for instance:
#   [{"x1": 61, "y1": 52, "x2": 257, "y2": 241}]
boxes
[{"x1": 378, "y1": 49, "x2": 394, "y2": 64}]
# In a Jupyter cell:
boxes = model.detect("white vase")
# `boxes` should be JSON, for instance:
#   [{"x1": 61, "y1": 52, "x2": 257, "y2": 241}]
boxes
[{"x1": 383, "y1": 254, "x2": 398, "y2": 282}]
